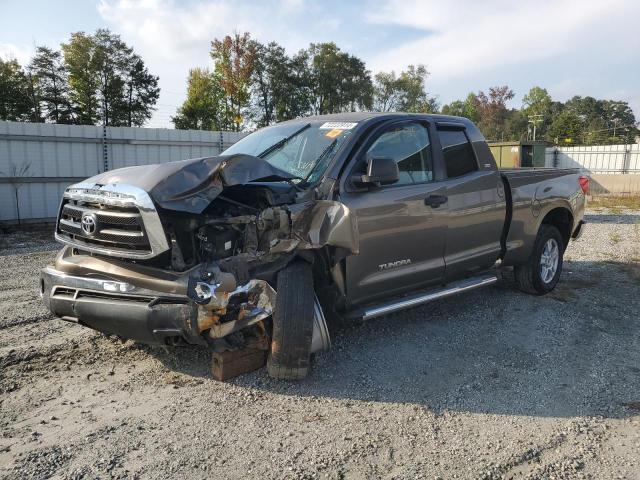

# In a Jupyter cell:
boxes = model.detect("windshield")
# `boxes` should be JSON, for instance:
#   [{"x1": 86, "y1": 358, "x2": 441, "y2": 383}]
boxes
[{"x1": 222, "y1": 121, "x2": 356, "y2": 183}]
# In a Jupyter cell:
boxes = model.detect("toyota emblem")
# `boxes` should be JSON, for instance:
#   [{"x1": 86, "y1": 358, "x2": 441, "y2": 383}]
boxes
[{"x1": 81, "y1": 213, "x2": 98, "y2": 236}]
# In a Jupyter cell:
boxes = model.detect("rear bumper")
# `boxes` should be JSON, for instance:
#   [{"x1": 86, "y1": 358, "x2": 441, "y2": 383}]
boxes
[{"x1": 40, "y1": 266, "x2": 203, "y2": 346}]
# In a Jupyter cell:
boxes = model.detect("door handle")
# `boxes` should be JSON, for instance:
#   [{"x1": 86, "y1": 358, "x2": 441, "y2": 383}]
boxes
[{"x1": 424, "y1": 194, "x2": 448, "y2": 208}]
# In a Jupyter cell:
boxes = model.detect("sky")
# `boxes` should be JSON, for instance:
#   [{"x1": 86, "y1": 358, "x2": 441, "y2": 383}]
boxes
[{"x1": 1, "y1": 0, "x2": 639, "y2": 128}]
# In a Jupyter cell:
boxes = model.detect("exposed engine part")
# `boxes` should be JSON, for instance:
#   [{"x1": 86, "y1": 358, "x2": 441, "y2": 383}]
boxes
[
  {"x1": 169, "y1": 232, "x2": 187, "y2": 270},
  {"x1": 197, "y1": 225, "x2": 238, "y2": 259},
  {"x1": 195, "y1": 279, "x2": 276, "y2": 339}
]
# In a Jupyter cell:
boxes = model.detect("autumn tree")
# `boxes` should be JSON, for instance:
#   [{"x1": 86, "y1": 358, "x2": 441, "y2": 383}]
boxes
[
  {"x1": 473, "y1": 86, "x2": 516, "y2": 141},
  {"x1": 211, "y1": 32, "x2": 256, "y2": 131}
]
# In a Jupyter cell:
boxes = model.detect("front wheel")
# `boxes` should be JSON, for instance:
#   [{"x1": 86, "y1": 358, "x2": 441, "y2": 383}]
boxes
[
  {"x1": 267, "y1": 260, "x2": 315, "y2": 380},
  {"x1": 514, "y1": 224, "x2": 564, "y2": 295}
]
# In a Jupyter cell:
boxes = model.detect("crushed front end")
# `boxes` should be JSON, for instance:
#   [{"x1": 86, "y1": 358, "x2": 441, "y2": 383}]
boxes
[{"x1": 41, "y1": 156, "x2": 355, "y2": 366}]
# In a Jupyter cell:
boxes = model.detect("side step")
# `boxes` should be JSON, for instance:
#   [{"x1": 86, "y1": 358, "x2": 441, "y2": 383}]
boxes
[{"x1": 356, "y1": 274, "x2": 498, "y2": 320}]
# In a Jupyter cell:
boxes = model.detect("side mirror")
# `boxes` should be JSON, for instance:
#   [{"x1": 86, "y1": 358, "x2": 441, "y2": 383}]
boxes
[{"x1": 358, "y1": 157, "x2": 399, "y2": 186}]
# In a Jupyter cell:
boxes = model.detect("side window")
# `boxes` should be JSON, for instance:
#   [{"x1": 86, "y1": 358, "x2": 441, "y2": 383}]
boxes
[
  {"x1": 365, "y1": 123, "x2": 433, "y2": 185},
  {"x1": 437, "y1": 129, "x2": 478, "y2": 178}
]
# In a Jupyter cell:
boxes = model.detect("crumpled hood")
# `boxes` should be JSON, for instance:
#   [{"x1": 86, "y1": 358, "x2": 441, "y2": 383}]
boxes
[{"x1": 83, "y1": 154, "x2": 295, "y2": 214}]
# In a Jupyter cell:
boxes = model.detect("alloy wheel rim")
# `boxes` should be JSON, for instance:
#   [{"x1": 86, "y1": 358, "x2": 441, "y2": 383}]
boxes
[{"x1": 540, "y1": 238, "x2": 559, "y2": 284}]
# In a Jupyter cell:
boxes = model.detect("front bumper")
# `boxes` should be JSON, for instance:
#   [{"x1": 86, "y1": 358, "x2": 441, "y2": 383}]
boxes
[{"x1": 40, "y1": 266, "x2": 202, "y2": 346}]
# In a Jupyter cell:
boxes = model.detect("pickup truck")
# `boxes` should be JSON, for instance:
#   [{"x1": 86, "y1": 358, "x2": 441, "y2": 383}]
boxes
[{"x1": 41, "y1": 113, "x2": 587, "y2": 379}]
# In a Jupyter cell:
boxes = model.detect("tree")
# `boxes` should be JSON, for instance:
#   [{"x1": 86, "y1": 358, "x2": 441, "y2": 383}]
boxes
[
  {"x1": 473, "y1": 85, "x2": 516, "y2": 141},
  {"x1": 62, "y1": 29, "x2": 159, "y2": 126},
  {"x1": 547, "y1": 110, "x2": 584, "y2": 144},
  {"x1": 28, "y1": 46, "x2": 73, "y2": 123},
  {"x1": 522, "y1": 86, "x2": 552, "y2": 139},
  {"x1": 373, "y1": 71, "x2": 402, "y2": 112},
  {"x1": 559, "y1": 96, "x2": 637, "y2": 144},
  {"x1": 211, "y1": 32, "x2": 256, "y2": 131},
  {"x1": 396, "y1": 65, "x2": 438, "y2": 113},
  {"x1": 0, "y1": 58, "x2": 35, "y2": 121},
  {"x1": 251, "y1": 41, "x2": 308, "y2": 126},
  {"x1": 441, "y1": 93, "x2": 479, "y2": 123},
  {"x1": 373, "y1": 65, "x2": 437, "y2": 113},
  {"x1": 173, "y1": 68, "x2": 224, "y2": 130},
  {"x1": 122, "y1": 55, "x2": 160, "y2": 127},
  {"x1": 62, "y1": 32, "x2": 100, "y2": 124},
  {"x1": 307, "y1": 42, "x2": 372, "y2": 114}
]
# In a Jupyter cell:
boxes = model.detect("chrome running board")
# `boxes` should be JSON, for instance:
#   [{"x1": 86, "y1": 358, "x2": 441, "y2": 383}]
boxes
[{"x1": 359, "y1": 274, "x2": 498, "y2": 320}]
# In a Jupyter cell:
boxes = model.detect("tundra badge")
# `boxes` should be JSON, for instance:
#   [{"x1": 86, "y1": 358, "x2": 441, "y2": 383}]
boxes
[{"x1": 378, "y1": 259, "x2": 412, "y2": 270}]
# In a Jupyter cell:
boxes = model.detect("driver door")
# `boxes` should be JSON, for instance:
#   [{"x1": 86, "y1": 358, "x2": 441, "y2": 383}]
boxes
[{"x1": 339, "y1": 121, "x2": 448, "y2": 307}]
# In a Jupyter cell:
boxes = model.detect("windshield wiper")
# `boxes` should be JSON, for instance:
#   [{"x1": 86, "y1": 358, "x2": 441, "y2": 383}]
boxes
[
  {"x1": 257, "y1": 123, "x2": 311, "y2": 158},
  {"x1": 303, "y1": 138, "x2": 339, "y2": 183}
]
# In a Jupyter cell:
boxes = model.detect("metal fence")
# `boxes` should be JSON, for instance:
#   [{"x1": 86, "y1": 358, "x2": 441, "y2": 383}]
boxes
[
  {"x1": 544, "y1": 144, "x2": 640, "y2": 196},
  {"x1": 0, "y1": 121, "x2": 246, "y2": 223},
  {"x1": 545, "y1": 144, "x2": 640, "y2": 174}
]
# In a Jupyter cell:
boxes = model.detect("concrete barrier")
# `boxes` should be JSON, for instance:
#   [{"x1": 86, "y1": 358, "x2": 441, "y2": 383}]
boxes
[{"x1": 589, "y1": 174, "x2": 640, "y2": 196}]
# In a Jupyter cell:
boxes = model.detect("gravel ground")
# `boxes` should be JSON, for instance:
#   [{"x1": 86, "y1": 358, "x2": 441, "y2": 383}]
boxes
[{"x1": 1, "y1": 209, "x2": 639, "y2": 480}]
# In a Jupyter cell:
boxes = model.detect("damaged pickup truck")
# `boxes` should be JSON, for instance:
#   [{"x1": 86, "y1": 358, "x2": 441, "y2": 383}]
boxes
[{"x1": 41, "y1": 113, "x2": 588, "y2": 379}]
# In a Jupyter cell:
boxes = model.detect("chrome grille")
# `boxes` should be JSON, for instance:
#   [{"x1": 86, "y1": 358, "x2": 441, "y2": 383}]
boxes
[
  {"x1": 54, "y1": 183, "x2": 170, "y2": 259},
  {"x1": 57, "y1": 200, "x2": 151, "y2": 252}
]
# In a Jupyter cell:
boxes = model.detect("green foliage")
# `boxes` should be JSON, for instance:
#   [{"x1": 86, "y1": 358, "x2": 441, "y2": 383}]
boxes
[
  {"x1": 172, "y1": 68, "x2": 224, "y2": 130},
  {"x1": 307, "y1": 42, "x2": 373, "y2": 115},
  {"x1": 0, "y1": 58, "x2": 37, "y2": 121},
  {"x1": 547, "y1": 110, "x2": 584, "y2": 144},
  {"x1": 61, "y1": 32, "x2": 100, "y2": 124},
  {"x1": 251, "y1": 42, "x2": 310, "y2": 126},
  {"x1": 122, "y1": 55, "x2": 160, "y2": 127},
  {"x1": 522, "y1": 86, "x2": 552, "y2": 139},
  {"x1": 373, "y1": 65, "x2": 438, "y2": 113},
  {"x1": 442, "y1": 86, "x2": 638, "y2": 145},
  {"x1": 441, "y1": 93, "x2": 479, "y2": 123},
  {"x1": 62, "y1": 29, "x2": 159, "y2": 127},
  {"x1": 28, "y1": 46, "x2": 73, "y2": 123},
  {"x1": 177, "y1": 37, "x2": 374, "y2": 130}
]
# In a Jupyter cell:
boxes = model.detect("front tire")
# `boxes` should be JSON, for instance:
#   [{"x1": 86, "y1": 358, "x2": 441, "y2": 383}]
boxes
[
  {"x1": 267, "y1": 260, "x2": 315, "y2": 380},
  {"x1": 514, "y1": 224, "x2": 564, "y2": 295}
]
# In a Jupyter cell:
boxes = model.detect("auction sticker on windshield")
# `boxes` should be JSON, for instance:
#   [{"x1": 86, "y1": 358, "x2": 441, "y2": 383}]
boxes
[
  {"x1": 325, "y1": 128, "x2": 343, "y2": 138},
  {"x1": 319, "y1": 122, "x2": 357, "y2": 130}
]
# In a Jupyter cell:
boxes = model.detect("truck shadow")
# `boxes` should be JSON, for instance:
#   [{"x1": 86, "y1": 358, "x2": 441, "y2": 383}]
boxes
[{"x1": 147, "y1": 258, "x2": 639, "y2": 419}]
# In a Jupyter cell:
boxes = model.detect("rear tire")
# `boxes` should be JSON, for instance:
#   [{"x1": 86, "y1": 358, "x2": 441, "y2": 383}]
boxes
[
  {"x1": 514, "y1": 224, "x2": 564, "y2": 295},
  {"x1": 267, "y1": 260, "x2": 314, "y2": 380}
]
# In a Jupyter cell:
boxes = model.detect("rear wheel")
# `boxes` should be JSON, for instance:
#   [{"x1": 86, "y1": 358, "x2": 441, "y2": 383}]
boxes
[
  {"x1": 514, "y1": 224, "x2": 564, "y2": 295},
  {"x1": 267, "y1": 260, "x2": 315, "y2": 380}
]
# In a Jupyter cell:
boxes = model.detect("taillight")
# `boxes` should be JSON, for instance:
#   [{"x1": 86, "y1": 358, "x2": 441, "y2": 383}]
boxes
[{"x1": 578, "y1": 176, "x2": 589, "y2": 194}]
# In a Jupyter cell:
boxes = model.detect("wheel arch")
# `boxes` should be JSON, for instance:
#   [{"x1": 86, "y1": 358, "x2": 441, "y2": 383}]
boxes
[{"x1": 540, "y1": 206, "x2": 573, "y2": 250}]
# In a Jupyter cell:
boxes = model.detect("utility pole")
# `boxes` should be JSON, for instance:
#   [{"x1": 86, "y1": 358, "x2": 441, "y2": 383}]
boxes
[
  {"x1": 528, "y1": 114, "x2": 543, "y2": 141},
  {"x1": 613, "y1": 118, "x2": 619, "y2": 140}
]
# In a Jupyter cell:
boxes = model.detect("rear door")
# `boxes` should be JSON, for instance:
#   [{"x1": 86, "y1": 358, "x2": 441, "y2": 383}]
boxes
[
  {"x1": 339, "y1": 120, "x2": 448, "y2": 307},
  {"x1": 434, "y1": 126, "x2": 506, "y2": 280}
]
